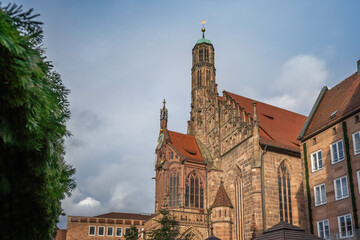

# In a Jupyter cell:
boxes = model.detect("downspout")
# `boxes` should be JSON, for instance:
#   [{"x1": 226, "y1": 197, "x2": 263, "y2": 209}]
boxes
[{"x1": 261, "y1": 145, "x2": 268, "y2": 230}]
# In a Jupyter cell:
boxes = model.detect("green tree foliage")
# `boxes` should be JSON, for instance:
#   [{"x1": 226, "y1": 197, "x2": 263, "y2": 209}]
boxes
[
  {"x1": 125, "y1": 225, "x2": 140, "y2": 240},
  {"x1": 0, "y1": 3, "x2": 75, "y2": 239},
  {"x1": 148, "y1": 208, "x2": 179, "y2": 240}
]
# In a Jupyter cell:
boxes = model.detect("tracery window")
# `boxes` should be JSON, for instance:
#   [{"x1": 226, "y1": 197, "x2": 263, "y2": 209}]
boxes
[
  {"x1": 205, "y1": 48, "x2": 209, "y2": 62},
  {"x1": 197, "y1": 70, "x2": 202, "y2": 87},
  {"x1": 185, "y1": 172, "x2": 204, "y2": 208},
  {"x1": 278, "y1": 163, "x2": 292, "y2": 224},
  {"x1": 169, "y1": 171, "x2": 179, "y2": 207},
  {"x1": 206, "y1": 70, "x2": 210, "y2": 86},
  {"x1": 199, "y1": 48, "x2": 203, "y2": 62}
]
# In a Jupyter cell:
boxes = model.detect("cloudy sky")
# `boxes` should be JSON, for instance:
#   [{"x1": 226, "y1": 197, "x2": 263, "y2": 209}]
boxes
[{"x1": 8, "y1": 0, "x2": 360, "y2": 229}]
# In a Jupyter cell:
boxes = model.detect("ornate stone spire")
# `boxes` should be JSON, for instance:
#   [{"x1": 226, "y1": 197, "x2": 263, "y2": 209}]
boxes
[{"x1": 160, "y1": 99, "x2": 168, "y2": 130}]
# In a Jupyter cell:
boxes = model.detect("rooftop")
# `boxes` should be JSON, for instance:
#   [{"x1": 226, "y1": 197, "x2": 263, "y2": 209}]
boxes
[{"x1": 223, "y1": 91, "x2": 307, "y2": 152}]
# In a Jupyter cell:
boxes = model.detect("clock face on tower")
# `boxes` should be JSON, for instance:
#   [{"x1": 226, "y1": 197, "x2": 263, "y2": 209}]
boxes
[{"x1": 157, "y1": 133, "x2": 164, "y2": 150}]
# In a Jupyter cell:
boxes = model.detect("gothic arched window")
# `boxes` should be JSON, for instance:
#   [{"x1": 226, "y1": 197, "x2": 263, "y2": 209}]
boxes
[
  {"x1": 199, "y1": 48, "x2": 204, "y2": 62},
  {"x1": 205, "y1": 48, "x2": 209, "y2": 62},
  {"x1": 185, "y1": 172, "x2": 204, "y2": 208},
  {"x1": 206, "y1": 70, "x2": 210, "y2": 86},
  {"x1": 197, "y1": 70, "x2": 202, "y2": 87},
  {"x1": 169, "y1": 171, "x2": 179, "y2": 207},
  {"x1": 278, "y1": 163, "x2": 292, "y2": 223}
]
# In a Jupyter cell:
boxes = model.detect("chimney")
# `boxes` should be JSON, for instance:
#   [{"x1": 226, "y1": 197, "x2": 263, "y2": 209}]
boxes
[{"x1": 357, "y1": 60, "x2": 360, "y2": 75}]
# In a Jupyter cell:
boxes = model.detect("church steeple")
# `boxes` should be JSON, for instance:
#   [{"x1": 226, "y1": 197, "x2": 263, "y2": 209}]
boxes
[{"x1": 188, "y1": 22, "x2": 218, "y2": 140}]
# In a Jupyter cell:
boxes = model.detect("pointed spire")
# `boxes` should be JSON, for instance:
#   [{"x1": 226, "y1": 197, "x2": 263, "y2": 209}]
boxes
[
  {"x1": 211, "y1": 180, "x2": 233, "y2": 208},
  {"x1": 160, "y1": 99, "x2": 168, "y2": 129}
]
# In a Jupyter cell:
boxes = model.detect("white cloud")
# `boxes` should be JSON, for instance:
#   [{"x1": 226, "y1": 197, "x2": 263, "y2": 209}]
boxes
[
  {"x1": 265, "y1": 54, "x2": 328, "y2": 115},
  {"x1": 78, "y1": 197, "x2": 101, "y2": 207}
]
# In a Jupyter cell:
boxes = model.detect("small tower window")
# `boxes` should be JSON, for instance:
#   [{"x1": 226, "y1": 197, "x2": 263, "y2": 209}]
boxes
[
  {"x1": 206, "y1": 70, "x2": 210, "y2": 86},
  {"x1": 205, "y1": 48, "x2": 209, "y2": 62},
  {"x1": 199, "y1": 48, "x2": 204, "y2": 62},
  {"x1": 197, "y1": 70, "x2": 202, "y2": 87}
]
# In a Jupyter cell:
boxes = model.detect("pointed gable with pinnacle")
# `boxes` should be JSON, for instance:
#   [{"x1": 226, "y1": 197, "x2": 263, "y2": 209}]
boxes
[{"x1": 211, "y1": 182, "x2": 233, "y2": 208}]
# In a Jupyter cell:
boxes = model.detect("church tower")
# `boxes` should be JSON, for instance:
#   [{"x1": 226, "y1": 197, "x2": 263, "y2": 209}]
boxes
[{"x1": 188, "y1": 23, "x2": 219, "y2": 148}]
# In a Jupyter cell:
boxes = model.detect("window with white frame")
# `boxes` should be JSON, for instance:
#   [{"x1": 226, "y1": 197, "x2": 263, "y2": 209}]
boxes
[
  {"x1": 338, "y1": 214, "x2": 353, "y2": 238},
  {"x1": 116, "y1": 227, "x2": 122, "y2": 237},
  {"x1": 98, "y1": 226, "x2": 105, "y2": 236},
  {"x1": 353, "y1": 131, "x2": 360, "y2": 155},
  {"x1": 317, "y1": 219, "x2": 330, "y2": 239},
  {"x1": 311, "y1": 150, "x2": 323, "y2": 172},
  {"x1": 89, "y1": 226, "x2": 96, "y2": 236},
  {"x1": 107, "y1": 227, "x2": 113, "y2": 236},
  {"x1": 314, "y1": 183, "x2": 326, "y2": 206},
  {"x1": 330, "y1": 139, "x2": 344, "y2": 164},
  {"x1": 357, "y1": 170, "x2": 360, "y2": 194},
  {"x1": 125, "y1": 227, "x2": 130, "y2": 236},
  {"x1": 334, "y1": 176, "x2": 349, "y2": 200}
]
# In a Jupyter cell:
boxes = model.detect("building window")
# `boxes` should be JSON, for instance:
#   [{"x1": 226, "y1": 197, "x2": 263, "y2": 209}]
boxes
[
  {"x1": 353, "y1": 131, "x2": 360, "y2": 155},
  {"x1": 355, "y1": 115, "x2": 359, "y2": 124},
  {"x1": 358, "y1": 171, "x2": 360, "y2": 194},
  {"x1": 330, "y1": 140, "x2": 344, "y2": 164},
  {"x1": 185, "y1": 172, "x2": 204, "y2": 208},
  {"x1": 206, "y1": 69, "x2": 210, "y2": 86},
  {"x1": 334, "y1": 176, "x2": 349, "y2": 200},
  {"x1": 205, "y1": 48, "x2": 209, "y2": 62},
  {"x1": 169, "y1": 171, "x2": 179, "y2": 207},
  {"x1": 107, "y1": 227, "x2": 113, "y2": 236},
  {"x1": 169, "y1": 150, "x2": 173, "y2": 159},
  {"x1": 98, "y1": 226, "x2": 105, "y2": 236},
  {"x1": 278, "y1": 163, "x2": 292, "y2": 224},
  {"x1": 338, "y1": 214, "x2": 353, "y2": 238},
  {"x1": 89, "y1": 226, "x2": 96, "y2": 236},
  {"x1": 311, "y1": 150, "x2": 323, "y2": 172},
  {"x1": 125, "y1": 227, "x2": 130, "y2": 236},
  {"x1": 197, "y1": 70, "x2": 202, "y2": 87},
  {"x1": 116, "y1": 227, "x2": 122, "y2": 237},
  {"x1": 199, "y1": 48, "x2": 203, "y2": 61},
  {"x1": 317, "y1": 219, "x2": 330, "y2": 239},
  {"x1": 314, "y1": 183, "x2": 326, "y2": 206}
]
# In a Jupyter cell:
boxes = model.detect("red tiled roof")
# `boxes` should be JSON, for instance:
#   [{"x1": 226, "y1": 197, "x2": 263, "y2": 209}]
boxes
[
  {"x1": 304, "y1": 72, "x2": 360, "y2": 137},
  {"x1": 168, "y1": 130, "x2": 205, "y2": 164},
  {"x1": 94, "y1": 212, "x2": 153, "y2": 221},
  {"x1": 224, "y1": 91, "x2": 307, "y2": 152},
  {"x1": 211, "y1": 183, "x2": 233, "y2": 208}
]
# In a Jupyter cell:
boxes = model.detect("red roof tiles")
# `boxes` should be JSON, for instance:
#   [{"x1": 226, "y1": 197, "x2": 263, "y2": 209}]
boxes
[
  {"x1": 211, "y1": 183, "x2": 233, "y2": 208},
  {"x1": 168, "y1": 130, "x2": 205, "y2": 164},
  {"x1": 224, "y1": 91, "x2": 307, "y2": 152},
  {"x1": 304, "y1": 72, "x2": 360, "y2": 138}
]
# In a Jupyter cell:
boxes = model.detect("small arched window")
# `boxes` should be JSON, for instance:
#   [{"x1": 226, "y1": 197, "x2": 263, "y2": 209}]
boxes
[
  {"x1": 205, "y1": 48, "x2": 209, "y2": 62},
  {"x1": 169, "y1": 171, "x2": 179, "y2": 207},
  {"x1": 197, "y1": 70, "x2": 202, "y2": 87},
  {"x1": 185, "y1": 172, "x2": 204, "y2": 208},
  {"x1": 206, "y1": 70, "x2": 210, "y2": 86},
  {"x1": 199, "y1": 48, "x2": 204, "y2": 62},
  {"x1": 278, "y1": 163, "x2": 292, "y2": 224}
]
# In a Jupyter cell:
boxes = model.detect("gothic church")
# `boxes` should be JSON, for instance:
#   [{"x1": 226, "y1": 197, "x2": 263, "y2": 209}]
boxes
[{"x1": 144, "y1": 27, "x2": 308, "y2": 240}]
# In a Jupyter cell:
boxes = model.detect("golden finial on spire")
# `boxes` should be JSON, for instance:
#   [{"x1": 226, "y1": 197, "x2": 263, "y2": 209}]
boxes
[{"x1": 201, "y1": 20, "x2": 206, "y2": 38}]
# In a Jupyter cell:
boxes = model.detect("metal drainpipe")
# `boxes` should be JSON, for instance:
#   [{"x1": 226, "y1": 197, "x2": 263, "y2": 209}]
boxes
[{"x1": 261, "y1": 145, "x2": 268, "y2": 231}]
